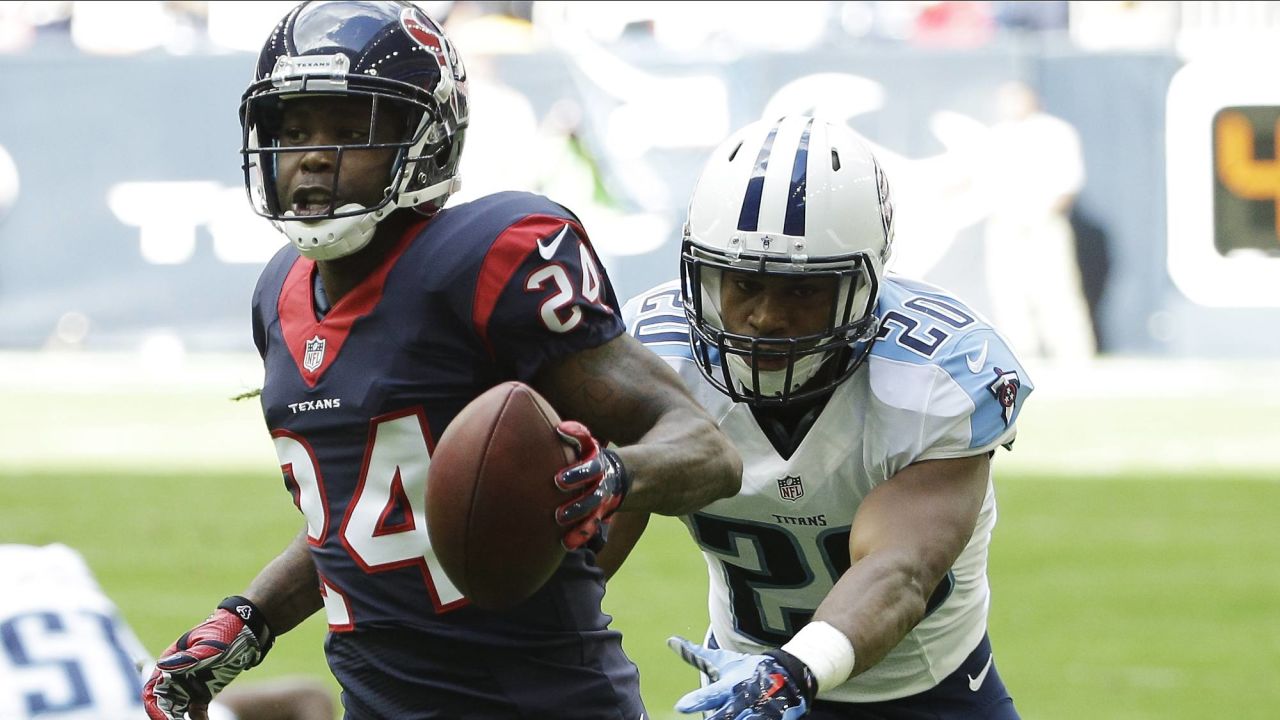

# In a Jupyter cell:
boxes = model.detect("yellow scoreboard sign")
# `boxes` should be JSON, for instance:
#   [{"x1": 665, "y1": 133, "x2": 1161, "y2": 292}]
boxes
[
  {"x1": 1214, "y1": 106, "x2": 1280, "y2": 255},
  {"x1": 1167, "y1": 60, "x2": 1280, "y2": 307}
]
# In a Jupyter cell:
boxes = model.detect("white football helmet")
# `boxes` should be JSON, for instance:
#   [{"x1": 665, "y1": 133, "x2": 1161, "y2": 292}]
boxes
[{"x1": 681, "y1": 115, "x2": 894, "y2": 406}]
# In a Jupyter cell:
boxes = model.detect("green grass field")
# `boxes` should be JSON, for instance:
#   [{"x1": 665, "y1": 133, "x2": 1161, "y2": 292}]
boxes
[{"x1": 2, "y1": 353, "x2": 1278, "y2": 718}]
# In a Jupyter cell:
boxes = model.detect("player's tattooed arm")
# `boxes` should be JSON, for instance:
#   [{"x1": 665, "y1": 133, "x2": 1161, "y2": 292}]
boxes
[
  {"x1": 535, "y1": 333, "x2": 742, "y2": 516},
  {"x1": 243, "y1": 530, "x2": 324, "y2": 635}
]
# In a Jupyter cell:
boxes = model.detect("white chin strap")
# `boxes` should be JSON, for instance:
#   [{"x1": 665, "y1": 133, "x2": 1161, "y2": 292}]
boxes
[
  {"x1": 726, "y1": 350, "x2": 831, "y2": 398},
  {"x1": 282, "y1": 203, "x2": 386, "y2": 260},
  {"x1": 280, "y1": 177, "x2": 462, "y2": 261}
]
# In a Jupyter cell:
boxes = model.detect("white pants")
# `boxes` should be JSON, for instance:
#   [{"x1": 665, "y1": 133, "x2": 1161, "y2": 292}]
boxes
[{"x1": 983, "y1": 213, "x2": 1096, "y2": 361}]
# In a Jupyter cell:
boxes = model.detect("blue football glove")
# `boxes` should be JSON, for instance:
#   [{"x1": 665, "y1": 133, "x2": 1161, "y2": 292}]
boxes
[
  {"x1": 554, "y1": 420, "x2": 629, "y2": 551},
  {"x1": 669, "y1": 636, "x2": 816, "y2": 720}
]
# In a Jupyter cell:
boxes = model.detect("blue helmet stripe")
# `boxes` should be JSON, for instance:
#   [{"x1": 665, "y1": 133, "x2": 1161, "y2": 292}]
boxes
[
  {"x1": 737, "y1": 124, "x2": 779, "y2": 232},
  {"x1": 782, "y1": 118, "x2": 813, "y2": 237}
]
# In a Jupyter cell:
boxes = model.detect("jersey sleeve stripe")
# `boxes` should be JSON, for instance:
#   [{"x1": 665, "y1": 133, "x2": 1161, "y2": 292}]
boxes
[{"x1": 471, "y1": 214, "x2": 585, "y2": 356}]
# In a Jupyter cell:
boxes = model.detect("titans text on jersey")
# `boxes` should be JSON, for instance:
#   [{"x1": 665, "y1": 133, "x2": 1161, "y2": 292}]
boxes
[{"x1": 623, "y1": 274, "x2": 1033, "y2": 703}]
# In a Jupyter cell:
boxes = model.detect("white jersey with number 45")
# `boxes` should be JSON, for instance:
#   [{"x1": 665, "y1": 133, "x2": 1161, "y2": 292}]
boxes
[{"x1": 623, "y1": 275, "x2": 1033, "y2": 702}]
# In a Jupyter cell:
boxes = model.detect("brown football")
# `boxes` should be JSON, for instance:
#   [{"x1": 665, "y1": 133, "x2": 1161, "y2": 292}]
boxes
[{"x1": 426, "y1": 381, "x2": 574, "y2": 610}]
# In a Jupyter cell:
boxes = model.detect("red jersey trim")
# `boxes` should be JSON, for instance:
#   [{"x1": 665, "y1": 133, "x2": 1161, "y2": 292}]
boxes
[
  {"x1": 472, "y1": 215, "x2": 587, "y2": 357},
  {"x1": 277, "y1": 221, "x2": 428, "y2": 387},
  {"x1": 319, "y1": 574, "x2": 356, "y2": 633},
  {"x1": 371, "y1": 468, "x2": 417, "y2": 537}
]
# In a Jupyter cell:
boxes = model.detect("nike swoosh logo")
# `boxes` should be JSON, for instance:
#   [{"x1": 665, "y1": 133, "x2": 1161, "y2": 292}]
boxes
[
  {"x1": 968, "y1": 652, "x2": 994, "y2": 691},
  {"x1": 537, "y1": 224, "x2": 569, "y2": 260},
  {"x1": 966, "y1": 341, "x2": 989, "y2": 374}
]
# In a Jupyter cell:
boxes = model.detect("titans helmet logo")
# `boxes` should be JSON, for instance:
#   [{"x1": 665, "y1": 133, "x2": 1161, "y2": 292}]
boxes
[{"x1": 987, "y1": 366, "x2": 1021, "y2": 426}]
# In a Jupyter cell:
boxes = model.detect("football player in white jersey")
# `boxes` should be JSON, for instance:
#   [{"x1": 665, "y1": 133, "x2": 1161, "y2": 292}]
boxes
[
  {"x1": 605, "y1": 116, "x2": 1031, "y2": 719},
  {"x1": 0, "y1": 544, "x2": 334, "y2": 720}
]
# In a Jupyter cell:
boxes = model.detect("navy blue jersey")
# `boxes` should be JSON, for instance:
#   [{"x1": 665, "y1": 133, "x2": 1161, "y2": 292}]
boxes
[{"x1": 250, "y1": 192, "x2": 643, "y2": 717}]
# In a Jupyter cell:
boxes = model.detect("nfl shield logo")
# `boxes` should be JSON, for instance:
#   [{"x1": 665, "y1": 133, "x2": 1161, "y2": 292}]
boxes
[
  {"x1": 303, "y1": 335, "x2": 326, "y2": 373},
  {"x1": 777, "y1": 475, "x2": 804, "y2": 502}
]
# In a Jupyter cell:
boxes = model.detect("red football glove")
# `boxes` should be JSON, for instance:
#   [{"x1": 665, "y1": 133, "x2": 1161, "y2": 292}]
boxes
[
  {"x1": 143, "y1": 596, "x2": 274, "y2": 720},
  {"x1": 554, "y1": 420, "x2": 630, "y2": 551}
]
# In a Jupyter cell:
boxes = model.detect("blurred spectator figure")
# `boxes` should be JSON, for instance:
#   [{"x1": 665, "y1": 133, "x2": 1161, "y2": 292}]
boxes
[
  {"x1": 535, "y1": 98, "x2": 619, "y2": 215},
  {"x1": 441, "y1": 0, "x2": 537, "y2": 53},
  {"x1": 206, "y1": 2, "x2": 302, "y2": 53},
  {"x1": 991, "y1": 1, "x2": 1069, "y2": 34},
  {"x1": 979, "y1": 81, "x2": 1096, "y2": 362},
  {"x1": 530, "y1": 96, "x2": 676, "y2": 264},
  {"x1": 0, "y1": 3, "x2": 36, "y2": 53},
  {"x1": 0, "y1": 2, "x2": 72, "y2": 53},
  {"x1": 71, "y1": 0, "x2": 213, "y2": 55},
  {"x1": 443, "y1": 4, "x2": 541, "y2": 203},
  {"x1": 70, "y1": 1, "x2": 171, "y2": 55},
  {"x1": 912, "y1": 1, "x2": 995, "y2": 48},
  {"x1": 447, "y1": 53, "x2": 541, "y2": 202}
]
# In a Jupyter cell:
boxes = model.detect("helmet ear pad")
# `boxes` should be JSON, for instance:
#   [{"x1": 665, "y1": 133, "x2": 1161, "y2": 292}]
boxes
[
  {"x1": 239, "y1": 1, "x2": 470, "y2": 260},
  {"x1": 680, "y1": 116, "x2": 893, "y2": 406}
]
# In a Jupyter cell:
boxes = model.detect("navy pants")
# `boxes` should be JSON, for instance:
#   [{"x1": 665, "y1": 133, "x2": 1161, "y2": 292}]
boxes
[
  {"x1": 807, "y1": 633, "x2": 1019, "y2": 719},
  {"x1": 329, "y1": 628, "x2": 647, "y2": 719}
]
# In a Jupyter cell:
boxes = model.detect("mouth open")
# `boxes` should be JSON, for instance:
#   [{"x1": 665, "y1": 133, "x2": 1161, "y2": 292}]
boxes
[{"x1": 291, "y1": 187, "x2": 335, "y2": 217}]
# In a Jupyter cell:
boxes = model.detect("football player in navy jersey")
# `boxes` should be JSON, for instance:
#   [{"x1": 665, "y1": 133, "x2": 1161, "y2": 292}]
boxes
[
  {"x1": 141, "y1": 3, "x2": 740, "y2": 719},
  {"x1": 605, "y1": 116, "x2": 1029, "y2": 719}
]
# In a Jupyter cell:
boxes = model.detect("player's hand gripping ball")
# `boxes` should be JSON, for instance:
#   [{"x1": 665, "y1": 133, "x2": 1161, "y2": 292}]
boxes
[
  {"x1": 553, "y1": 420, "x2": 629, "y2": 550},
  {"x1": 427, "y1": 381, "x2": 624, "y2": 610}
]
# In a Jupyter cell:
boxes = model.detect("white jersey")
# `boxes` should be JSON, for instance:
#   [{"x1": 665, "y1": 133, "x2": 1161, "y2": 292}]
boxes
[
  {"x1": 0, "y1": 544, "x2": 235, "y2": 720},
  {"x1": 623, "y1": 275, "x2": 1033, "y2": 703}
]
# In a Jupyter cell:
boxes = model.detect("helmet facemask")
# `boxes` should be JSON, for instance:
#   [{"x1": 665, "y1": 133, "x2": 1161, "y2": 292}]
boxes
[
  {"x1": 240, "y1": 62, "x2": 460, "y2": 257},
  {"x1": 681, "y1": 239, "x2": 881, "y2": 407},
  {"x1": 236, "y1": 2, "x2": 471, "y2": 261}
]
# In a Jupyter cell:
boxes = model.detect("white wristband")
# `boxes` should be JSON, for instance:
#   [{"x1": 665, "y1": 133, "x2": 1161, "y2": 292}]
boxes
[{"x1": 780, "y1": 621, "x2": 856, "y2": 693}]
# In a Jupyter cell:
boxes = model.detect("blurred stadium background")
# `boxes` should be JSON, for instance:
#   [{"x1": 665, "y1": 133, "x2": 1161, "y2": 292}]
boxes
[{"x1": 1, "y1": 1, "x2": 1278, "y2": 718}]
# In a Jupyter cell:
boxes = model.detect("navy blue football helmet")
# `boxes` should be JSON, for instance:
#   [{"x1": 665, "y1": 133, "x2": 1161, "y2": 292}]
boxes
[{"x1": 240, "y1": 1, "x2": 469, "y2": 259}]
